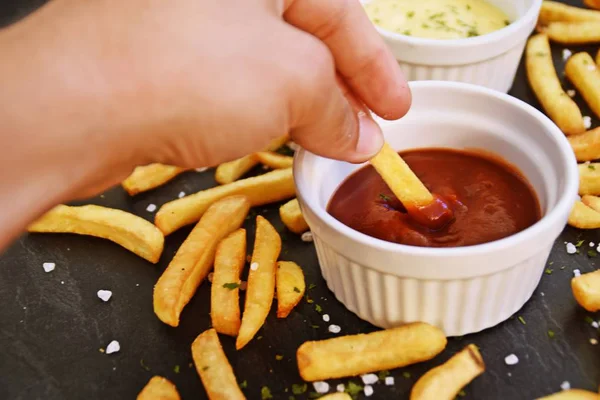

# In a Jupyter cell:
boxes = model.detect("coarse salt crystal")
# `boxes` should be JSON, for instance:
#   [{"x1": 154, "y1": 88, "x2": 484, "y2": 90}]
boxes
[
  {"x1": 560, "y1": 381, "x2": 571, "y2": 390},
  {"x1": 97, "y1": 290, "x2": 112, "y2": 302},
  {"x1": 208, "y1": 272, "x2": 214, "y2": 282},
  {"x1": 322, "y1": 314, "x2": 330, "y2": 322},
  {"x1": 508, "y1": 372, "x2": 512, "y2": 377},
  {"x1": 250, "y1": 262, "x2": 259, "y2": 271},
  {"x1": 584, "y1": 116, "x2": 592, "y2": 129},
  {"x1": 195, "y1": 167, "x2": 208, "y2": 172},
  {"x1": 566, "y1": 243, "x2": 577, "y2": 254},
  {"x1": 541, "y1": 292, "x2": 545, "y2": 296},
  {"x1": 178, "y1": 191, "x2": 185, "y2": 198},
  {"x1": 336, "y1": 384, "x2": 345, "y2": 392},
  {"x1": 60, "y1": 281, "x2": 64, "y2": 285},
  {"x1": 301, "y1": 231, "x2": 314, "y2": 242},
  {"x1": 106, "y1": 340, "x2": 120, "y2": 354},
  {"x1": 567, "y1": 89, "x2": 576, "y2": 97},
  {"x1": 592, "y1": 321, "x2": 599, "y2": 328},
  {"x1": 136, "y1": 283, "x2": 140, "y2": 287},
  {"x1": 562, "y1": 49, "x2": 572, "y2": 60},
  {"x1": 590, "y1": 338, "x2": 598, "y2": 345},
  {"x1": 43, "y1": 262, "x2": 55, "y2": 273},
  {"x1": 505, "y1": 354, "x2": 519, "y2": 365},
  {"x1": 590, "y1": 242, "x2": 595, "y2": 247},
  {"x1": 364, "y1": 385, "x2": 374, "y2": 397},
  {"x1": 146, "y1": 204, "x2": 157, "y2": 212},
  {"x1": 385, "y1": 376, "x2": 395, "y2": 386},
  {"x1": 328, "y1": 324, "x2": 341, "y2": 334},
  {"x1": 574, "y1": 269, "x2": 581, "y2": 277},
  {"x1": 313, "y1": 381, "x2": 329, "y2": 394},
  {"x1": 361, "y1": 373, "x2": 378, "y2": 385},
  {"x1": 596, "y1": 244, "x2": 600, "y2": 252}
]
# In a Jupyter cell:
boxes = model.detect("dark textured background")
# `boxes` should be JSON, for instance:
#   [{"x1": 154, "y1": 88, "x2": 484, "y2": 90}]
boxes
[{"x1": 0, "y1": 0, "x2": 598, "y2": 399}]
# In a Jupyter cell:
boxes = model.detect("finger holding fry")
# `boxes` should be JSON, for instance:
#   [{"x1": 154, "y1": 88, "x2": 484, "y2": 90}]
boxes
[
  {"x1": 572, "y1": 269, "x2": 600, "y2": 312},
  {"x1": 526, "y1": 34, "x2": 585, "y2": 135},
  {"x1": 137, "y1": 376, "x2": 181, "y2": 400},
  {"x1": 153, "y1": 196, "x2": 250, "y2": 327},
  {"x1": 280, "y1": 198, "x2": 309, "y2": 234},
  {"x1": 540, "y1": 21, "x2": 600, "y2": 45},
  {"x1": 410, "y1": 344, "x2": 485, "y2": 400},
  {"x1": 296, "y1": 322, "x2": 447, "y2": 381},
  {"x1": 539, "y1": 1, "x2": 600, "y2": 24},
  {"x1": 122, "y1": 164, "x2": 186, "y2": 196},
  {"x1": 565, "y1": 52, "x2": 600, "y2": 119},
  {"x1": 568, "y1": 127, "x2": 600, "y2": 162}
]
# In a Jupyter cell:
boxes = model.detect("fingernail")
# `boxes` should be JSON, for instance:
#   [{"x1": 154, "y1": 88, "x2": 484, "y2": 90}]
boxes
[{"x1": 355, "y1": 111, "x2": 384, "y2": 157}]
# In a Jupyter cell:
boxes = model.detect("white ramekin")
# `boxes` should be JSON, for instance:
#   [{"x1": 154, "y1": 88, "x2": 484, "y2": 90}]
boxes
[
  {"x1": 361, "y1": 0, "x2": 542, "y2": 92},
  {"x1": 294, "y1": 81, "x2": 578, "y2": 337}
]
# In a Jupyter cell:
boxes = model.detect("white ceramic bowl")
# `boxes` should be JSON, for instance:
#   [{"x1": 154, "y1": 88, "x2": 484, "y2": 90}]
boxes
[
  {"x1": 294, "y1": 81, "x2": 578, "y2": 337},
  {"x1": 362, "y1": 0, "x2": 542, "y2": 92}
]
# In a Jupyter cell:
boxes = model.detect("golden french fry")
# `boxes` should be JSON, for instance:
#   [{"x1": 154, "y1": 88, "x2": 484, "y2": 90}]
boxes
[
  {"x1": 583, "y1": 194, "x2": 600, "y2": 212},
  {"x1": 154, "y1": 196, "x2": 250, "y2": 327},
  {"x1": 215, "y1": 135, "x2": 289, "y2": 184},
  {"x1": 578, "y1": 163, "x2": 600, "y2": 195},
  {"x1": 539, "y1": 1, "x2": 600, "y2": 24},
  {"x1": 255, "y1": 151, "x2": 294, "y2": 169},
  {"x1": 122, "y1": 164, "x2": 186, "y2": 196},
  {"x1": 572, "y1": 269, "x2": 600, "y2": 312},
  {"x1": 566, "y1": 52, "x2": 600, "y2": 119},
  {"x1": 28, "y1": 204, "x2": 164, "y2": 263},
  {"x1": 211, "y1": 229, "x2": 246, "y2": 336},
  {"x1": 279, "y1": 198, "x2": 309, "y2": 234},
  {"x1": 319, "y1": 394, "x2": 352, "y2": 400},
  {"x1": 569, "y1": 127, "x2": 600, "y2": 161},
  {"x1": 410, "y1": 344, "x2": 485, "y2": 400},
  {"x1": 192, "y1": 329, "x2": 246, "y2": 400},
  {"x1": 584, "y1": 0, "x2": 600, "y2": 11},
  {"x1": 156, "y1": 168, "x2": 295, "y2": 235},
  {"x1": 568, "y1": 200, "x2": 600, "y2": 228},
  {"x1": 297, "y1": 322, "x2": 447, "y2": 381},
  {"x1": 137, "y1": 376, "x2": 181, "y2": 400},
  {"x1": 537, "y1": 389, "x2": 600, "y2": 399},
  {"x1": 236, "y1": 216, "x2": 281, "y2": 349},
  {"x1": 541, "y1": 21, "x2": 600, "y2": 44},
  {"x1": 526, "y1": 34, "x2": 585, "y2": 135},
  {"x1": 276, "y1": 261, "x2": 305, "y2": 318}
]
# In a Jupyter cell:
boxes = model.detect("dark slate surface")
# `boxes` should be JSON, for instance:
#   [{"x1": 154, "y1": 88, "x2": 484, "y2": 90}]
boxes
[{"x1": 0, "y1": 0, "x2": 598, "y2": 399}]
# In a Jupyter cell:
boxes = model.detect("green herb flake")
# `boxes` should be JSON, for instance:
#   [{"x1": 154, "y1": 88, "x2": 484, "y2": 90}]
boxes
[
  {"x1": 293, "y1": 286, "x2": 301, "y2": 293},
  {"x1": 315, "y1": 304, "x2": 323, "y2": 313},
  {"x1": 548, "y1": 330, "x2": 555, "y2": 338},
  {"x1": 585, "y1": 316, "x2": 595, "y2": 324},
  {"x1": 403, "y1": 371, "x2": 412, "y2": 379},
  {"x1": 467, "y1": 27, "x2": 480, "y2": 37},
  {"x1": 576, "y1": 240, "x2": 585, "y2": 247},
  {"x1": 257, "y1": 336, "x2": 263, "y2": 340},
  {"x1": 292, "y1": 384, "x2": 307, "y2": 395},
  {"x1": 535, "y1": 51, "x2": 547, "y2": 57},
  {"x1": 173, "y1": 365, "x2": 180, "y2": 374},
  {"x1": 202, "y1": 366, "x2": 209, "y2": 371},
  {"x1": 306, "y1": 295, "x2": 314, "y2": 304},
  {"x1": 583, "y1": 59, "x2": 590, "y2": 65},
  {"x1": 403, "y1": 29, "x2": 412, "y2": 36},
  {"x1": 240, "y1": 380, "x2": 248, "y2": 389},
  {"x1": 422, "y1": 23, "x2": 430, "y2": 29},
  {"x1": 504, "y1": 19, "x2": 511, "y2": 26},
  {"x1": 407, "y1": 11, "x2": 415, "y2": 18},
  {"x1": 429, "y1": 12, "x2": 445, "y2": 20},
  {"x1": 373, "y1": 17, "x2": 381, "y2": 24},
  {"x1": 140, "y1": 359, "x2": 151, "y2": 372},
  {"x1": 311, "y1": 325, "x2": 320, "y2": 329},
  {"x1": 223, "y1": 282, "x2": 240, "y2": 290},
  {"x1": 458, "y1": 390, "x2": 467, "y2": 397},
  {"x1": 261, "y1": 386, "x2": 273, "y2": 400},
  {"x1": 345, "y1": 381, "x2": 364, "y2": 397},
  {"x1": 378, "y1": 370, "x2": 390, "y2": 380},
  {"x1": 589, "y1": 164, "x2": 596, "y2": 170},
  {"x1": 379, "y1": 193, "x2": 391, "y2": 201},
  {"x1": 308, "y1": 283, "x2": 317, "y2": 290},
  {"x1": 275, "y1": 354, "x2": 284, "y2": 361},
  {"x1": 289, "y1": 397, "x2": 296, "y2": 400},
  {"x1": 308, "y1": 392, "x2": 321, "y2": 399},
  {"x1": 545, "y1": 268, "x2": 553, "y2": 275},
  {"x1": 466, "y1": 4, "x2": 472, "y2": 10},
  {"x1": 588, "y1": 250, "x2": 598, "y2": 257},
  {"x1": 518, "y1": 316, "x2": 526, "y2": 325}
]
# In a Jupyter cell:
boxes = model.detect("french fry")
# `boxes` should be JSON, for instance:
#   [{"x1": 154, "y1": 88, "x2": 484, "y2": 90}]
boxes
[
  {"x1": 569, "y1": 127, "x2": 600, "y2": 161},
  {"x1": 192, "y1": 329, "x2": 246, "y2": 400},
  {"x1": 526, "y1": 34, "x2": 585, "y2": 135},
  {"x1": 137, "y1": 376, "x2": 180, "y2": 400},
  {"x1": 276, "y1": 261, "x2": 305, "y2": 318},
  {"x1": 582, "y1": 194, "x2": 600, "y2": 212},
  {"x1": 539, "y1": 1, "x2": 600, "y2": 24},
  {"x1": 568, "y1": 200, "x2": 600, "y2": 228},
  {"x1": 319, "y1": 394, "x2": 352, "y2": 400},
  {"x1": 155, "y1": 168, "x2": 295, "y2": 235},
  {"x1": 255, "y1": 151, "x2": 294, "y2": 169},
  {"x1": 578, "y1": 163, "x2": 600, "y2": 195},
  {"x1": 215, "y1": 135, "x2": 289, "y2": 184},
  {"x1": 566, "y1": 52, "x2": 600, "y2": 119},
  {"x1": 410, "y1": 344, "x2": 485, "y2": 400},
  {"x1": 584, "y1": 0, "x2": 600, "y2": 11},
  {"x1": 572, "y1": 269, "x2": 600, "y2": 312},
  {"x1": 540, "y1": 22, "x2": 600, "y2": 45},
  {"x1": 211, "y1": 229, "x2": 246, "y2": 336},
  {"x1": 122, "y1": 164, "x2": 186, "y2": 196},
  {"x1": 236, "y1": 216, "x2": 281, "y2": 349},
  {"x1": 28, "y1": 204, "x2": 164, "y2": 263},
  {"x1": 296, "y1": 322, "x2": 447, "y2": 381},
  {"x1": 538, "y1": 389, "x2": 600, "y2": 399},
  {"x1": 153, "y1": 196, "x2": 250, "y2": 327},
  {"x1": 279, "y1": 198, "x2": 309, "y2": 234}
]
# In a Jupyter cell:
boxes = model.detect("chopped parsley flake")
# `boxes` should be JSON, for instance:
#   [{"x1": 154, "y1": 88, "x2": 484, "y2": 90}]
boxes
[
  {"x1": 459, "y1": 390, "x2": 467, "y2": 397},
  {"x1": 588, "y1": 250, "x2": 598, "y2": 257},
  {"x1": 173, "y1": 365, "x2": 180, "y2": 374},
  {"x1": 345, "y1": 381, "x2": 364, "y2": 397},
  {"x1": 535, "y1": 52, "x2": 547, "y2": 57},
  {"x1": 240, "y1": 380, "x2": 248, "y2": 389},
  {"x1": 308, "y1": 392, "x2": 321, "y2": 399},
  {"x1": 202, "y1": 366, "x2": 209, "y2": 371},
  {"x1": 576, "y1": 240, "x2": 585, "y2": 247},
  {"x1": 403, "y1": 29, "x2": 412, "y2": 36},
  {"x1": 140, "y1": 359, "x2": 151, "y2": 371},
  {"x1": 429, "y1": 12, "x2": 445, "y2": 20},
  {"x1": 257, "y1": 336, "x2": 263, "y2": 340},
  {"x1": 504, "y1": 20, "x2": 510, "y2": 26},
  {"x1": 589, "y1": 164, "x2": 597, "y2": 170},
  {"x1": 276, "y1": 355, "x2": 284, "y2": 361},
  {"x1": 466, "y1": 4, "x2": 472, "y2": 10},
  {"x1": 292, "y1": 383, "x2": 307, "y2": 395},
  {"x1": 293, "y1": 287, "x2": 301, "y2": 293},
  {"x1": 315, "y1": 304, "x2": 323, "y2": 313},
  {"x1": 585, "y1": 316, "x2": 595, "y2": 324},
  {"x1": 545, "y1": 269, "x2": 553, "y2": 275},
  {"x1": 223, "y1": 282, "x2": 240, "y2": 290},
  {"x1": 548, "y1": 330, "x2": 555, "y2": 338},
  {"x1": 422, "y1": 23, "x2": 430, "y2": 29},
  {"x1": 407, "y1": 11, "x2": 415, "y2": 18},
  {"x1": 311, "y1": 325, "x2": 320, "y2": 329},
  {"x1": 467, "y1": 27, "x2": 480, "y2": 37},
  {"x1": 402, "y1": 371, "x2": 412, "y2": 379},
  {"x1": 518, "y1": 316, "x2": 526, "y2": 325},
  {"x1": 261, "y1": 386, "x2": 273, "y2": 400},
  {"x1": 308, "y1": 283, "x2": 317, "y2": 290},
  {"x1": 378, "y1": 370, "x2": 390, "y2": 380},
  {"x1": 306, "y1": 296, "x2": 314, "y2": 304}
]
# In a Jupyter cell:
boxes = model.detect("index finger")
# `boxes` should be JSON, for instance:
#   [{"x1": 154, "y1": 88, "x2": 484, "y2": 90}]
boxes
[{"x1": 284, "y1": 0, "x2": 411, "y2": 120}]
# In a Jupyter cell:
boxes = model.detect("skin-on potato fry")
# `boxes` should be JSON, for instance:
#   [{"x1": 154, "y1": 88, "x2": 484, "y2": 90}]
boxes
[
  {"x1": 255, "y1": 151, "x2": 294, "y2": 169},
  {"x1": 585, "y1": 0, "x2": 600, "y2": 11},
  {"x1": 137, "y1": 376, "x2": 181, "y2": 400},
  {"x1": 297, "y1": 322, "x2": 447, "y2": 381},
  {"x1": 566, "y1": 52, "x2": 600, "y2": 119},
  {"x1": 537, "y1": 389, "x2": 600, "y2": 399},
  {"x1": 122, "y1": 164, "x2": 186, "y2": 196},
  {"x1": 572, "y1": 269, "x2": 600, "y2": 312},
  {"x1": 28, "y1": 204, "x2": 164, "y2": 263},
  {"x1": 567, "y1": 200, "x2": 600, "y2": 229},
  {"x1": 276, "y1": 261, "x2": 305, "y2": 318},
  {"x1": 578, "y1": 163, "x2": 600, "y2": 195},
  {"x1": 539, "y1": 1, "x2": 600, "y2": 24},
  {"x1": 236, "y1": 216, "x2": 281, "y2": 350},
  {"x1": 215, "y1": 135, "x2": 289, "y2": 184},
  {"x1": 192, "y1": 329, "x2": 246, "y2": 400},
  {"x1": 569, "y1": 127, "x2": 600, "y2": 161},
  {"x1": 318, "y1": 394, "x2": 352, "y2": 400},
  {"x1": 279, "y1": 198, "x2": 309, "y2": 234},
  {"x1": 211, "y1": 229, "x2": 246, "y2": 336},
  {"x1": 155, "y1": 168, "x2": 295, "y2": 235},
  {"x1": 153, "y1": 196, "x2": 250, "y2": 327},
  {"x1": 526, "y1": 34, "x2": 585, "y2": 135},
  {"x1": 410, "y1": 344, "x2": 485, "y2": 400},
  {"x1": 540, "y1": 22, "x2": 600, "y2": 45}
]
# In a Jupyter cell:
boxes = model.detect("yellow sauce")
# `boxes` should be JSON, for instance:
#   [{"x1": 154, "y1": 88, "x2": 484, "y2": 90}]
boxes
[{"x1": 364, "y1": 0, "x2": 510, "y2": 40}]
